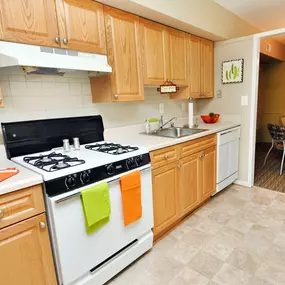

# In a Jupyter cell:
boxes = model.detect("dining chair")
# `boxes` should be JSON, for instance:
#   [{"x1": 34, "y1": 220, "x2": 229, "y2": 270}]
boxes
[{"x1": 263, "y1": 124, "x2": 285, "y2": 175}]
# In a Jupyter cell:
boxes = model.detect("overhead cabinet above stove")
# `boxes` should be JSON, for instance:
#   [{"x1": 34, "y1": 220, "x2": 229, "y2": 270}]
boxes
[{"x1": 0, "y1": 0, "x2": 106, "y2": 54}]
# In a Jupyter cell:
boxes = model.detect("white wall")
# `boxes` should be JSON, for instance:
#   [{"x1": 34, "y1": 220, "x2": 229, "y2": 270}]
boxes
[
  {"x1": 197, "y1": 38, "x2": 254, "y2": 185},
  {"x1": 0, "y1": 67, "x2": 188, "y2": 143}
]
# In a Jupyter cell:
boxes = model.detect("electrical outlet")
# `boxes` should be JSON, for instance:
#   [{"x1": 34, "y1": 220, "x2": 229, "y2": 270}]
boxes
[
  {"x1": 159, "y1": 103, "x2": 164, "y2": 114},
  {"x1": 216, "y1": 90, "x2": 222, "y2": 98},
  {"x1": 241, "y1": 95, "x2": 248, "y2": 106}
]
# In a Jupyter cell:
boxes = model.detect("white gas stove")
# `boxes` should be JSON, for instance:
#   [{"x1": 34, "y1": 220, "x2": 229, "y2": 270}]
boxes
[{"x1": 2, "y1": 116, "x2": 154, "y2": 285}]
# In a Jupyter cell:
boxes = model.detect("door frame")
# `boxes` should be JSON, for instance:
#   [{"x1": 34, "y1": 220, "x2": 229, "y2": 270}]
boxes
[{"x1": 248, "y1": 28, "x2": 285, "y2": 187}]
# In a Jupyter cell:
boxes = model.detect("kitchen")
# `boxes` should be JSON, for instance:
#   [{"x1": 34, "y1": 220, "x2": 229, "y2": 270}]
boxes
[{"x1": 0, "y1": 1, "x2": 284, "y2": 285}]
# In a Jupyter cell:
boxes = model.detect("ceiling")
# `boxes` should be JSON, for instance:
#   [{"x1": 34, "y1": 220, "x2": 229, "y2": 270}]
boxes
[{"x1": 213, "y1": 0, "x2": 285, "y2": 44}]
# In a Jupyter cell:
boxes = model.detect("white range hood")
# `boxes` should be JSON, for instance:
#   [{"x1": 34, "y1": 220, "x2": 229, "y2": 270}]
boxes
[{"x1": 0, "y1": 41, "x2": 112, "y2": 76}]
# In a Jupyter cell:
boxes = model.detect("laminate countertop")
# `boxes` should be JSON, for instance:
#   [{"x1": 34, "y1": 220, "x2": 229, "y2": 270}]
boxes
[
  {"x1": 0, "y1": 145, "x2": 42, "y2": 196},
  {"x1": 104, "y1": 121, "x2": 241, "y2": 151}
]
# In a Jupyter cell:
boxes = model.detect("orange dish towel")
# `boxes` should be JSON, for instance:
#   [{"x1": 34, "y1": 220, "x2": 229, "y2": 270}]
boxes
[{"x1": 120, "y1": 171, "x2": 142, "y2": 226}]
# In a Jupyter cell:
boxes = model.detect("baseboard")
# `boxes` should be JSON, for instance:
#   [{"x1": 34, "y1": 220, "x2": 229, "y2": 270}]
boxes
[{"x1": 234, "y1": 180, "x2": 251, "y2": 187}]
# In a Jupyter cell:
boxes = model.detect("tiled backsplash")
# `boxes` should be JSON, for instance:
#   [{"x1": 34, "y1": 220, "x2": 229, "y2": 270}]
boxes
[{"x1": 0, "y1": 67, "x2": 188, "y2": 142}]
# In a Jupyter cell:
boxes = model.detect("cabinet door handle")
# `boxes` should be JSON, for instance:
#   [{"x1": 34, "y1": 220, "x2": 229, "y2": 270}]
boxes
[
  {"x1": 199, "y1": 153, "x2": 205, "y2": 158},
  {"x1": 177, "y1": 164, "x2": 181, "y2": 168},
  {"x1": 63, "y1": 38, "x2": 69, "y2": 44},
  {"x1": 39, "y1": 221, "x2": 46, "y2": 229},
  {"x1": 55, "y1": 36, "x2": 60, "y2": 44},
  {"x1": 164, "y1": 155, "x2": 168, "y2": 159},
  {"x1": 114, "y1": 94, "x2": 119, "y2": 100},
  {"x1": 0, "y1": 208, "x2": 4, "y2": 219}
]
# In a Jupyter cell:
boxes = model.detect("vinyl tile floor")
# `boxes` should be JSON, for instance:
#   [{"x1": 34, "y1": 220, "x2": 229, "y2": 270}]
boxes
[{"x1": 107, "y1": 185, "x2": 285, "y2": 285}]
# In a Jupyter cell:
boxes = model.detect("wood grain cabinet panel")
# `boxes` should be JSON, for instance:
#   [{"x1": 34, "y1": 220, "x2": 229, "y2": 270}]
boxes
[
  {"x1": 200, "y1": 39, "x2": 214, "y2": 98},
  {"x1": 150, "y1": 145, "x2": 179, "y2": 169},
  {"x1": 152, "y1": 162, "x2": 179, "y2": 236},
  {"x1": 179, "y1": 153, "x2": 200, "y2": 216},
  {"x1": 92, "y1": 6, "x2": 143, "y2": 102},
  {"x1": 200, "y1": 146, "x2": 216, "y2": 201},
  {"x1": 0, "y1": 214, "x2": 57, "y2": 285},
  {"x1": 0, "y1": 184, "x2": 45, "y2": 230},
  {"x1": 55, "y1": 0, "x2": 106, "y2": 53},
  {"x1": 140, "y1": 18, "x2": 169, "y2": 86},
  {"x1": 0, "y1": 0, "x2": 59, "y2": 47},
  {"x1": 167, "y1": 28, "x2": 188, "y2": 86}
]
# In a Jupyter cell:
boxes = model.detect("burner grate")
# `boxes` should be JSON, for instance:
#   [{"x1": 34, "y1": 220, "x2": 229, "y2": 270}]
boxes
[
  {"x1": 23, "y1": 152, "x2": 85, "y2": 172},
  {"x1": 85, "y1": 143, "x2": 138, "y2": 155}
]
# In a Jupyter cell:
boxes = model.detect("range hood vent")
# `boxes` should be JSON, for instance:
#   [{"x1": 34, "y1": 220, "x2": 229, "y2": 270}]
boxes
[{"x1": 0, "y1": 41, "x2": 112, "y2": 76}]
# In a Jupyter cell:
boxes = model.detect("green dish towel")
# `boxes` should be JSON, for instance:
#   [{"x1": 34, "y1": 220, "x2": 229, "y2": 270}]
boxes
[{"x1": 81, "y1": 182, "x2": 111, "y2": 234}]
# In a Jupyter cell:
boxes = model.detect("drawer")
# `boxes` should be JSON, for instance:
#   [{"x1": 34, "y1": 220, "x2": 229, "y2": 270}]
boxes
[
  {"x1": 150, "y1": 145, "x2": 179, "y2": 169},
  {"x1": 0, "y1": 184, "x2": 45, "y2": 229},
  {"x1": 179, "y1": 134, "x2": 216, "y2": 158}
]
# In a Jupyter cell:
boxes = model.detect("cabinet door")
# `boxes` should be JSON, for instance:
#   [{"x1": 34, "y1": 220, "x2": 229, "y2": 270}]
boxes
[
  {"x1": 167, "y1": 28, "x2": 188, "y2": 86},
  {"x1": 200, "y1": 146, "x2": 216, "y2": 201},
  {"x1": 0, "y1": 214, "x2": 57, "y2": 285},
  {"x1": 104, "y1": 6, "x2": 144, "y2": 102},
  {"x1": 140, "y1": 18, "x2": 169, "y2": 86},
  {"x1": 200, "y1": 39, "x2": 214, "y2": 98},
  {"x1": 179, "y1": 153, "x2": 200, "y2": 216},
  {"x1": 0, "y1": 0, "x2": 59, "y2": 47},
  {"x1": 55, "y1": 0, "x2": 106, "y2": 53},
  {"x1": 189, "y1": 35, "x2": 201, "y2": 98},
  {"x1": 152, "y1": 162, "x2": 179, "y2": 237}
]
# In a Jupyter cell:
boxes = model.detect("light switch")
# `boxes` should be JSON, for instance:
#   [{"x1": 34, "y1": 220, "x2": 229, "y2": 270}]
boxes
[
  {"x1": 216, "y1": 90, "x2": 222, "y2": 98},
  {"x1": 159, "y1": 103, "x2": 164, "y2": 114},
  {"x1": 241, "y1": 95, "x2": 248, "y2": 106}
]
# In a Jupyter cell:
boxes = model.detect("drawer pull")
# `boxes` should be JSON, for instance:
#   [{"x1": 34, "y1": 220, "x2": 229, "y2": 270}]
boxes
[
  {"x1": 164, "y1": 155, "x2": 169, "y2": 159},
  {"x1": 39, "y1": 221, "x2": 46, "y2": 229},
  {"x1": 0, "y1": 208, "x2": 4, "y2": 218},
  {"x1": 177, "y1": 164, "x2": 181, "y2": 168},
  {"x1": 199, "y1": 154, "x2": 205, "y2": 158}
]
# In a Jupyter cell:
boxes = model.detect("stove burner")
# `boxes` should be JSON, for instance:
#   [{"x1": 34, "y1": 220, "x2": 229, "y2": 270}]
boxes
[
  {"x1": 23, "y1": 152, "x2": 85, "y2": 172},
  {"x1": 85, "y1": 143, "x2": 139, "y2": 155}
]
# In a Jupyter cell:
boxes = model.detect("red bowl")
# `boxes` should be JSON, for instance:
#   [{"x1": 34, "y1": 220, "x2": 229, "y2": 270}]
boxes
[{"x1": 201, "y1": 114, "x2": 220, "y2": 123}]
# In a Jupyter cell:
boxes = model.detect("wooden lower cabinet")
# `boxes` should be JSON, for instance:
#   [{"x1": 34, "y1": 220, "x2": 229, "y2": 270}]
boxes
[
  {"x1": 179, "y1": 153, "x2": 200, "y2": 217},
  {"x1": 0, "y1": 213, "x2": 57, "y2": 285},
  {"x1": 200, "y1": 146, "x2": 216, "y2": 201},
  {"x1": 152, "y1": 162, "x2": 179, "y2": 236},
  {"x1": 151, "y1": 136, "x2": 216, "y2": 239}
]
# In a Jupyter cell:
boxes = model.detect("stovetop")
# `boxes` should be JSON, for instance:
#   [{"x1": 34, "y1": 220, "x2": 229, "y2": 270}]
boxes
[
  {"x1": 12, "y1": 141, "x2": 149, "y2": 182},
  {"x1": 85, "y1": 142, "x2": 139, "y2": 155},
  {"x1": 23, "y1": 152, "x2": 85, "y2": 172}
]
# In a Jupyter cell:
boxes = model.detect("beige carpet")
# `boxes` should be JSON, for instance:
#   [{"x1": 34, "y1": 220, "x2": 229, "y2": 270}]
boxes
[{"x1": 254, "y1": 143, "x2": 285, "y2": 193}]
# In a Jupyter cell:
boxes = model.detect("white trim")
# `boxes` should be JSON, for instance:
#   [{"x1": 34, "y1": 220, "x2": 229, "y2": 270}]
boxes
[
  {"x1": 247, "y1": 29, "x2": 285, "y2": 187},
  {"x1": 234, "y1": 179, "x2": 251, "y2": 187}
]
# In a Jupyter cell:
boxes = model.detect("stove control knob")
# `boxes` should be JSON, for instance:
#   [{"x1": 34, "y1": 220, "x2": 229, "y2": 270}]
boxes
[
  {"x1": 106, "y1": 164, "x2": 115, "y2": 175},
  {"x1": 126, "y1": 158, "x2": 134, "y2": 169},
  {"x1": 80, "y1": 172, "x2": 90, "y2": 184},
  {"x1": 65, "y1": 176, "x2": 76, "y2": 188},
  {"x1": 136, "y1": 155, "x2": 143, "y2": 165}
]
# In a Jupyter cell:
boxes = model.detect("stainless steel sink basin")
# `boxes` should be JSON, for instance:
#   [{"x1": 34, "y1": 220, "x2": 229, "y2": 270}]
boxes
[{"x1": 144, "y1": 127, "x2": 207, "y2": 138}]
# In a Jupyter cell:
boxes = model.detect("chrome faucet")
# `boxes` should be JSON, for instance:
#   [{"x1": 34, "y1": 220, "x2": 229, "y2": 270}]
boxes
[{"x1": 159, "y1": 117, "x2": 177, "y2": 130}]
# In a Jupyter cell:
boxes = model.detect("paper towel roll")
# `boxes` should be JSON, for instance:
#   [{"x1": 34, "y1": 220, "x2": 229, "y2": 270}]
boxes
[{"x1": 188, "y1": 101, "x2": 194, "y2": 127}]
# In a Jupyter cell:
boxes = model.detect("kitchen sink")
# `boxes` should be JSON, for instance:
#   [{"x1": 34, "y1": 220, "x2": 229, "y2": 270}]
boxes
[{"x1": 144, "y1": 127, "x2": 208, "y2": 138}]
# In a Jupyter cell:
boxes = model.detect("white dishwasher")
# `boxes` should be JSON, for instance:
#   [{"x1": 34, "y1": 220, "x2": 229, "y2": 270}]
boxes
[{"x1": 215, "y1": 126, "x2": 240, "y2": 194}]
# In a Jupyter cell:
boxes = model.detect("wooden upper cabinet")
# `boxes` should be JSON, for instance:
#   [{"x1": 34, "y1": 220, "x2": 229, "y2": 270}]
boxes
[
  {"x1": 140, "y1": 18, "x2": 169, "y2": 86},
  {"x1": 94, "y1": 6, "x2": 143, "y2": 102},
  {"x1": 55, "y1": 0, "x2": 106, "y2": 53},
  {"x1": 200, "y1": 146, "x2": 216, "y2": 201},
  {"x1": 0, "y1": 214, "x2": 57, "y2": 285},
  {"x1": 167, "y1": 28, "x2": 188, "y2": 86},
  {"x1": 179, "y1": 153, "x2": 200, "y2": 217},
  {"x1": 0, "y1": 0, "x2": 59, "y2": 47},
  {"x1": 152, "y1": 162, "x2": 179, "y2": 237},
  {"x1": 200, "y1": 39, "x2": 214, "y2": 98},
  {"x1": 189, "y1": 35, "x2": 201, "y2": 98}
]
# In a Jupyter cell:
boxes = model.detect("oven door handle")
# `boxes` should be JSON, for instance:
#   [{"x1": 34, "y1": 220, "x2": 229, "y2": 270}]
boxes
[{"x1": 54, "y1": 165, "x2": 152, "y2": 204}]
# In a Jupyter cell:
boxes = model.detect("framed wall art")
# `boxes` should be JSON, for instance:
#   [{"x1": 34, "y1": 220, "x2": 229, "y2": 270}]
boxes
[{"x1": 222, "y1": 59, "x2": 244, "y2": 84}]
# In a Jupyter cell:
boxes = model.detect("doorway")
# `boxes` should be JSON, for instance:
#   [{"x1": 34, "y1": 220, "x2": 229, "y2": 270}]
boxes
[{"x1": 253, "y1": 33, "x2": 285, "y2": 192}]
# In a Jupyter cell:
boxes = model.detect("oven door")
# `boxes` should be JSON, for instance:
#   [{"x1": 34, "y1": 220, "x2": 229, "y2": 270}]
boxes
[{"x1": 47, "y1": 165, "x2": 153, "y2": 285}]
